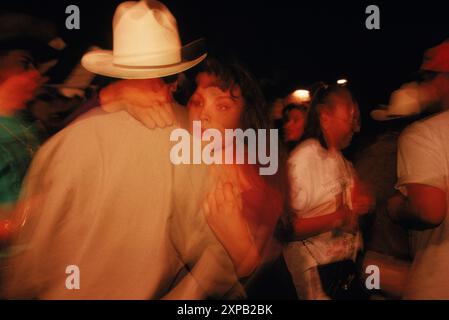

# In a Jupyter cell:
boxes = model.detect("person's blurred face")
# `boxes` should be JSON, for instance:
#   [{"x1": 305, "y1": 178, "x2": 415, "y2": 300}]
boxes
[
  {"x1": 0, "y1": 50, "x2": 44, "y2": 113},
  {"x1": 321, "y1": 95, "x2": 359, "y2": 150},
  {"x1": 0, "y1": 50, "x2": 36, "y2": 81},
  {"x1": 283, "y1": 108, "x2": 306, "y2": 142},
  {"x1": 188, "y1": 72, "x2": 244, "y2": 139}
]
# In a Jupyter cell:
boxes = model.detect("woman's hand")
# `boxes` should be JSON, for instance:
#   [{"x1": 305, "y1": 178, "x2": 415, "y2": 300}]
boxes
[{"x1": 203, "y1": 177, "x2": 260, "y2": 278}]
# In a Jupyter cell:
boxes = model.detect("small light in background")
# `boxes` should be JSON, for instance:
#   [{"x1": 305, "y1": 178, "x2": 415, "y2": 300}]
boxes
[
  {"x1": 337, "y1": 79, "x2": 348, "y2": 85},
  {"x1": 283, "y1": 89, "x2": 311, "y2": 109},
  {"x1": 292, "y1": 89, "x2": 311, "y2": 101}
]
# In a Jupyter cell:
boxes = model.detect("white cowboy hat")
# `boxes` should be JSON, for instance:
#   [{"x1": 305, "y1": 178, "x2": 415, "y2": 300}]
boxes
[
  {"x1": 81, "y1": 0, "x2": 207, "y2": 79},
  {"x1": 370, "y1": 82, "x2": 430, "y2": 121}
]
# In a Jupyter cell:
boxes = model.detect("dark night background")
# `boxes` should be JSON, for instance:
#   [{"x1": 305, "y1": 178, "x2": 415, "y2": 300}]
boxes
[{"x1": 2, "y1": 0, "x2": 449, "y2": 152}]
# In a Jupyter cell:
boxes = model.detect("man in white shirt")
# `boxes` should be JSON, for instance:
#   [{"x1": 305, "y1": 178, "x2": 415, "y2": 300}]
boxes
[
  {"x1": 387, "y1": 40, "x2": 449, "y2": 299},
  {"x1": 390, "y1": 110, "x2": 449, "y2": 299},
  {"x1": 1, "y1": 1, "x2": 244, "y2": 299}
]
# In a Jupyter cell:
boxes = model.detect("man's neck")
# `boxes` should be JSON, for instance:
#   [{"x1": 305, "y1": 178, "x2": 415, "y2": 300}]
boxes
[{"x1": 323, "y1": 134, "x2": 339, "y2": 152}]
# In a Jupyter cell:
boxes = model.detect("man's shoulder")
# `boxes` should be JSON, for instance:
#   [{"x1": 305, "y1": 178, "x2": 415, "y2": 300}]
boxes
[
  {"x1": 403, "y1": 110, "x2": 449, "y2": 136},
  {"x1": 424, "y1": 110, "x2": 449, "y2": 124},
  {"x1": 48, "y1": 107, "x2": 175, "y2": 147},
  {"x1": 422, "y1": 110, "x2": 449, "y2": 135},
  {"x1": 68, "y1": 107, "x2": 144, "y2": 134},
  {"x1": 35, "y1": 107, "x2": 179, "y2": 168}
]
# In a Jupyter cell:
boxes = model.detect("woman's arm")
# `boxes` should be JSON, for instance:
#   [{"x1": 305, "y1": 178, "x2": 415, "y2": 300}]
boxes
[
  {"x1": 291, "y1": 175, "x2": 374, "y2": 240},
  {"x1": 292, "y1": 205, "x2": 352, "y2": 240}
]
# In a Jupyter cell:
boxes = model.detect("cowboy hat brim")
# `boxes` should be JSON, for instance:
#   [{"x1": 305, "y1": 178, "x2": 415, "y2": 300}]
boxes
[
  {"x1": 370, "y1": 106, "x2": 419, "y2": 121},
  {"x1": 81, "y1": 38, "x2": 207, "y2": 79},
  {"x1": 82, "y1": 51, "x2": 206, "y2": 79}
]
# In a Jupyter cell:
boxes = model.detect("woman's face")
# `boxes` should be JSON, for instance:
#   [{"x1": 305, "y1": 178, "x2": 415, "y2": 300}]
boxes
[
  {"x1": 187, "y1": 72, "x2": 244, "y2": 138},
  {"x1": 283, "y1": 108, "x2": 306, "y2": 142}
]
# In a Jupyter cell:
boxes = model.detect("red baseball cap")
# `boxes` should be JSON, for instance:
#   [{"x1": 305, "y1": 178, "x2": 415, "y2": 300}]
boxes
[{"x1": 420, "y1": 40, "x2": 449, "y2": 73}]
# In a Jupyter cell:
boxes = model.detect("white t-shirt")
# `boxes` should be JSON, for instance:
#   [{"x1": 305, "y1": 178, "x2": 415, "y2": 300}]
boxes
[
  {"x1": 284, "y1": 139, "x2": 362, "y2": 274},
  {"x1": 396, "y1": 110, "x2": 449, "y2": 299}
]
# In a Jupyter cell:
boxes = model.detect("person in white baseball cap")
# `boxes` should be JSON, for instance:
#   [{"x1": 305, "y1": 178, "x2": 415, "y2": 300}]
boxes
[
  {"x1": 2, "y1": 0, "x2": 246, "y2": 300},
  {"x1": 387, "y1": 40, "x2": 449, "y2": 298},
  {"x1": 372, "y1": 39, "x2": 449, "y2": 122},
  {"x1": 370, "y1": 82, "x2": 433, "y2": 121},
  {"x1": 361, "y1": 39, "x2": 449, "y2": 299}
]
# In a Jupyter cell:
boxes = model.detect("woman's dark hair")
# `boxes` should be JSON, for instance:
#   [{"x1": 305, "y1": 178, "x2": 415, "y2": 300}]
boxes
[
  {"x1": 300, "y1": 84, "x2": 356, "y2": 149},
  {"x1": 197, "y1": 57, "x2": 269, "y2": 131}
]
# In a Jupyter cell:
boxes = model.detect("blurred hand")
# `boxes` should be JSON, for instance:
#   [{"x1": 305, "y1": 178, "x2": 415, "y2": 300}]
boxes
[
  {"x1": 203, "y1": 180, "x2": 246, "y2": 247},
  {"x1": 101, "y1": 78, "x2": 177, "y2": 129},
  {"x1": 0, "y1": 70, "x2": 46, "y2": 111},
  {"x1": 0, "y1": 219, "x2": 14, "y2": 244},
  {"x1": 351, "y1": 177, "x2": 375, "y2": 216},
  {"x1": 203, "y1": 177, "x2": 260, "y2": 277},
  {"x1": 0, "y1": 195, "x2": 41, "y2": 244},
  {"x1": 387, "y1": 192, "x2": 407, "y2": 223}
]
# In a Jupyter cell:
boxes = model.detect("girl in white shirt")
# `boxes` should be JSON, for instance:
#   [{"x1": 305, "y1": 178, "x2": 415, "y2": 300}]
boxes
[{"x1": 283, "y1": 85, "x2": 373, "y2": 299}]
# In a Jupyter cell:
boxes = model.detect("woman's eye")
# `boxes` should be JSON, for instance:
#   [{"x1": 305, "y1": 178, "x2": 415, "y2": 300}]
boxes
[{"x1": 218, "y1": 105, "x2": 230, "y2": 111}]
